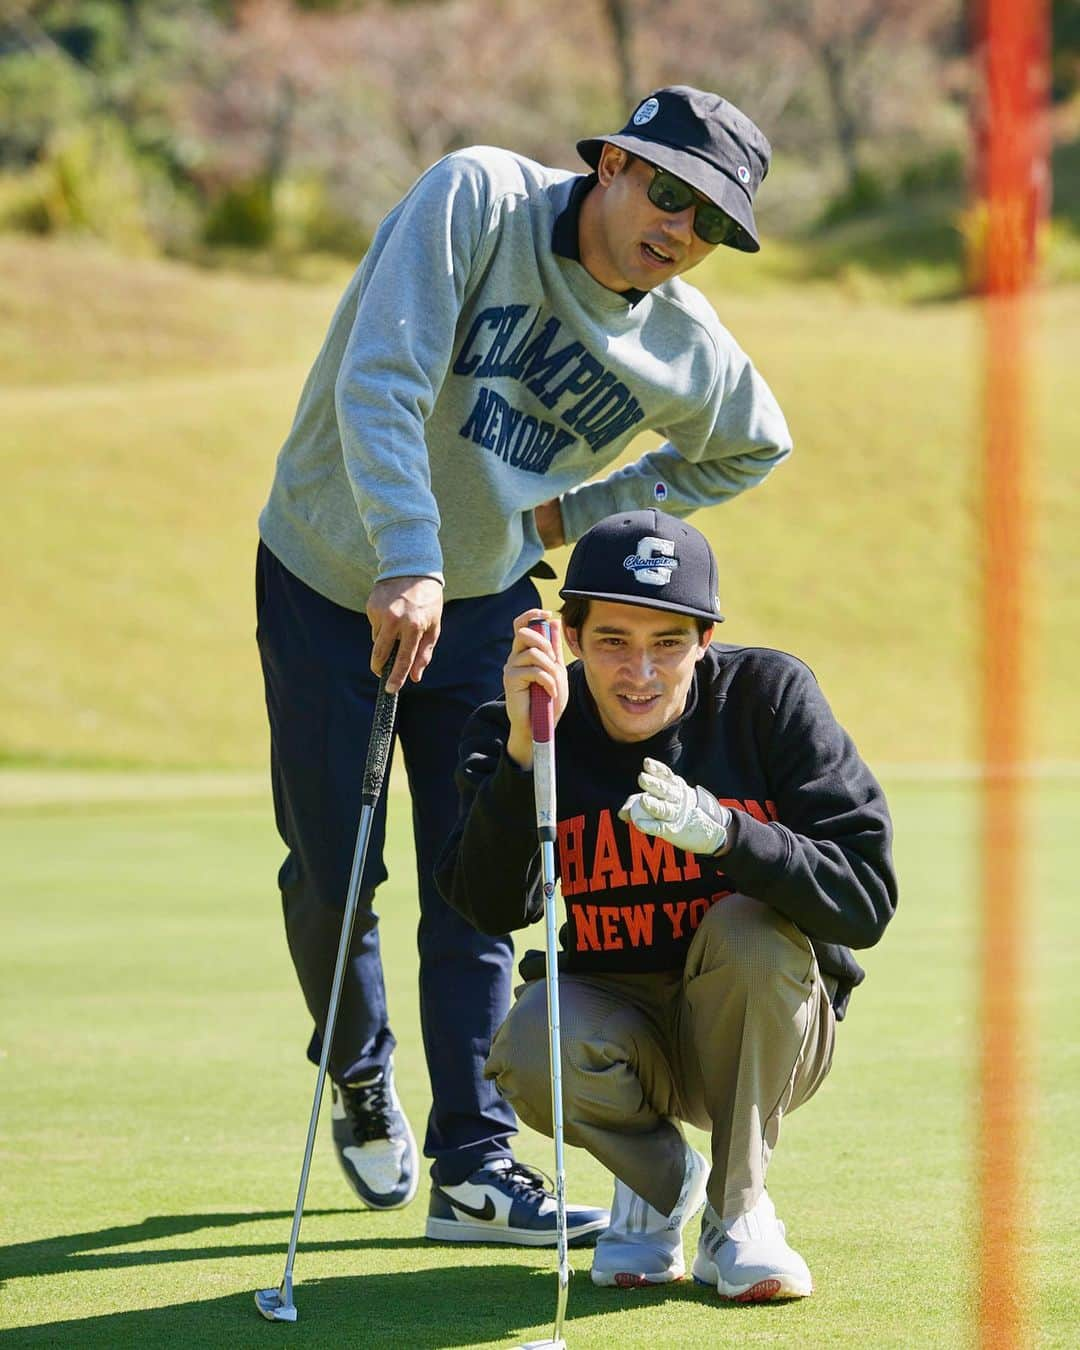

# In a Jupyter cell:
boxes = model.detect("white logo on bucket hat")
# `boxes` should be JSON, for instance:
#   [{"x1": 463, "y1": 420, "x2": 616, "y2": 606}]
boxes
[
  {"x1": 737, "y1": 164, "x2": 751, "y2": 184},
  {"x1": 632, "y1": 97, "x2": 660, "y2": 126}
]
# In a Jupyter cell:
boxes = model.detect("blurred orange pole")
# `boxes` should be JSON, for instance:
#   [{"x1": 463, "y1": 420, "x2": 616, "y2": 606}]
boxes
[{"x1": 973, "y1": 0, "x2": 1047, "y2": 1345}]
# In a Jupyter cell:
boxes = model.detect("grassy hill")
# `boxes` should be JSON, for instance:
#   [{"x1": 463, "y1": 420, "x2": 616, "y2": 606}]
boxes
[{"x1": 3, "y1": 233, "x2": 1077, "y2": 769}]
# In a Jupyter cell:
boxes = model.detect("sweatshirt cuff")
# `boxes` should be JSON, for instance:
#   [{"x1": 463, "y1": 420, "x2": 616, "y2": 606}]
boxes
[
  {"x1": 491, "y1": 746, "x2": 540, "y2": 813},
  {"x1": 719, "y1": 809, "x2": 793, "y2": 887},
  {"x1": 559, "y1": 482, "x2": 620, "y2": 545},
  {"x1": 372, "y1": 519, "x2": 445, "y2": 586}
]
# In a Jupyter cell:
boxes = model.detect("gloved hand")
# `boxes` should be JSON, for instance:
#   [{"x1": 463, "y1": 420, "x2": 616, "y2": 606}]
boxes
[{"x1": 618, "y1": 758, "x2": 732, "y2": 856}]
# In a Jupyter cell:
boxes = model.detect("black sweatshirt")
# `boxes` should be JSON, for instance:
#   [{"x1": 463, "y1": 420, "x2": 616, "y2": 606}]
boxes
[{"x1": 436, "y1": 644, "x2": 897, "y2": 1019}]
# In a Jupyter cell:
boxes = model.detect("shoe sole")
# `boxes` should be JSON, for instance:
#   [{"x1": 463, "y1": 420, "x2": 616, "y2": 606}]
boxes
[
  {"x1": 425, "y1": 1216, "x2": 606, "y2": 1247},
  {"x1": 692, "y1": 1271, "x2": 812, "y2": 1301},
  {"x1": 592, "y1": 1269, "x2": 684, "y2": 1288}
]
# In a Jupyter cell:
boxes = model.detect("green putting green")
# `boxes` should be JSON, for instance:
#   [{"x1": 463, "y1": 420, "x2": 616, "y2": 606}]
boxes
[{"x1": 1, "y1": 777, "x2": 1076, "y2": 1346}]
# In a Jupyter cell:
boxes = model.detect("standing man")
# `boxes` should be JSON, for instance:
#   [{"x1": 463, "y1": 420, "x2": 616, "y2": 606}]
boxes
[
  {"x1": 256, "y1": 86, "x2": 792, "y2": 1243},
  {"x1": 438, "y1": 511, "x2": 896, "y2": 1292}
]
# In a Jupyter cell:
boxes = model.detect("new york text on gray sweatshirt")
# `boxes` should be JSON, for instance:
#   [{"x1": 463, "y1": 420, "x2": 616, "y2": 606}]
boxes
[{"x1": 259, "y1": 146, "x2": 793, "y2": 610}]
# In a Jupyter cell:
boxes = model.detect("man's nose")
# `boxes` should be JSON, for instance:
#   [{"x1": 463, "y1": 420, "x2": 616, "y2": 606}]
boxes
[
  {"x1": 621, "y1": 649, "x2": 656, "y2": 681},
  {"x1": 661, "y1": 207, "x2": 695, "y2": 247}
]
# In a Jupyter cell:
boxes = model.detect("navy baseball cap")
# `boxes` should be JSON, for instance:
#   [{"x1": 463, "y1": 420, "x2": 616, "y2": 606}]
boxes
[
  {"x1": 560, "y1": 510, "x2": 724, "y2": 624},
  {"x1": 577, "y1": 85, "x2": 771, "y2": 253}
]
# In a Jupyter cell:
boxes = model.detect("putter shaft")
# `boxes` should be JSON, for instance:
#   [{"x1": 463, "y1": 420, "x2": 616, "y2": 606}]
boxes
[
  {"x1": 528, "y1": 618, "x2": 570, "y2": 1348},
  {"x1": 256, "y1": 650, "x2": 399, "y2": 1322}
]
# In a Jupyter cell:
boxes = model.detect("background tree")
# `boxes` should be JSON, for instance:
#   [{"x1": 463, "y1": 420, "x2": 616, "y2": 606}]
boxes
[
  {"x1": 769, "y1": 0, "x2": 963, "y2": 198},
  {"x1": 1052, "y1": 0, "x2": 1080, "y2": 101},
  {"x1": 0, "y1": 0, "x2": 1042, "y2": 254},
  {"x1": 602, "y1": 0, "x2": 637, "y2": 111}
]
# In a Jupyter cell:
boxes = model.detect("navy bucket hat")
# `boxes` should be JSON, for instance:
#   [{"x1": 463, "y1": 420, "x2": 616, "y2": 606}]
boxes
[{"x1": 577, "y1": 85, "x2": 771, "y2": 253}]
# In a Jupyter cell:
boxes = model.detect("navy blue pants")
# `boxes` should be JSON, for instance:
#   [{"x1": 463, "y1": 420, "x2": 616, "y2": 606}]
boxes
[{"x1": 256, "y1": 541, "x2": 538, "y2": 1185}]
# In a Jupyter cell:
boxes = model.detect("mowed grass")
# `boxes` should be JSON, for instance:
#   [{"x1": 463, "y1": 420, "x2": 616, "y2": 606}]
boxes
[
  {"x1": 1, "y1": 779, "x2": 1077, "y2": 1347},
  {"x1": 3, "y1": 235, "x2": 1078, "y2": 769}
]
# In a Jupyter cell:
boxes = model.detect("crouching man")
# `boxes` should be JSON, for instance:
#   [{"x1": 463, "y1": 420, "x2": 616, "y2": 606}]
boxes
[{"x1": 436, "y1": 510, "x2": 896, "y2": 1300}]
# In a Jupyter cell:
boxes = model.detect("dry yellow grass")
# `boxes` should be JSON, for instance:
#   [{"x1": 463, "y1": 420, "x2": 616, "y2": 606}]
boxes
[{"x1": 2, "y1": 236, "x2": 1076, "y2": 767}]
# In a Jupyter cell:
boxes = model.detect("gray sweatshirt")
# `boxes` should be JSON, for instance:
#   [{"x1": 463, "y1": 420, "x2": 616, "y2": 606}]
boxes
[{"x1": 259, "y1": 146, "x2": 792, "y2": 610}]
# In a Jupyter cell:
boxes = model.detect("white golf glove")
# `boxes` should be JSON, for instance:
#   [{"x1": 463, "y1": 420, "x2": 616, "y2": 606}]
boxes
[{"x1": 618, "y1": 758, "x2": 732, "y2": 856}]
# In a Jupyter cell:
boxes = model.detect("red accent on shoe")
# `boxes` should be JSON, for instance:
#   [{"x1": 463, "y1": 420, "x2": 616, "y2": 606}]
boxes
[
  {"x1": 613, "y1": 1272, "x2": 682, "y2": 1289},
  {"x1": 730, "y1": 1278, "x2": 783, "y2": 1302}
]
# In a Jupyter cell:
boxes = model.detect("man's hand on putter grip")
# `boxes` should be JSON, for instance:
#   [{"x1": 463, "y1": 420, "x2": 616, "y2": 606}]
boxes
[
  {"x1": 618, "y1": 758, "x2": 732, "y2": 856},
  {"x1": 503, "y1": 608, "x2": 568, "y2": 770},
  {"x1": 367, "y1": 576, "x2": 443, "y2": 693}
]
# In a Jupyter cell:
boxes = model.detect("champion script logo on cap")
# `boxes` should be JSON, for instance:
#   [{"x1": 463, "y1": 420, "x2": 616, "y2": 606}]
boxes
[
  {"x1": 624, "y1": 554, "x2": 677, "y2": 572},
  {"x1": 623, "y1": 535, "x2": 679, "y2": 588}
]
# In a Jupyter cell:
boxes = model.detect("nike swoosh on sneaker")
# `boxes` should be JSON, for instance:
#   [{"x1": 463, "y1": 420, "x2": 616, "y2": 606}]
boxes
[{"x1": 441, "y1": 1193, "x2": 497, "y2": 1222}]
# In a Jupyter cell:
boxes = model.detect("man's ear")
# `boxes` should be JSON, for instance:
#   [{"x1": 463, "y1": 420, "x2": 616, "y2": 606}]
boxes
[
  {"x1": 564, "y1": 625, "x2": 584, "y2": 659},
  {"x1": 696, "y1": 625, "x2": 714, "y2": 658},
  {"x1": 596, "y1": 143, "x2": 628, "y2": 187}
]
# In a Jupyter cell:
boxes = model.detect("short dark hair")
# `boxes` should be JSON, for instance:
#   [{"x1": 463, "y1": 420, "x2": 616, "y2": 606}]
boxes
[{"x1": 560, "y1": 595, "x2": 711, "y2": 640}]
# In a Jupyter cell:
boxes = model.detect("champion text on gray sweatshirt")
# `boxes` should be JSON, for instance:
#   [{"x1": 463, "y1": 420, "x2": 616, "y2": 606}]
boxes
[{"x1": 259, "y1": 146, "x2": 793, "y2": 610}]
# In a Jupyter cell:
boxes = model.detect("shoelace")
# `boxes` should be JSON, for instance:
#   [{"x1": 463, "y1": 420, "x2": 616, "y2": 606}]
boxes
[
  {"x1": 342, "y1": 1075, "x2": 393, "y2": 1144},
  {"x1": 495, "y1": 1161, "x2": 555, "y2": 1201}
]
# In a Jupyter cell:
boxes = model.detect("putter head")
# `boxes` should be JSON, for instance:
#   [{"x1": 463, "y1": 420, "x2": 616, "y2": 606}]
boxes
[
  {"x1": 513, "y1": 1341, "x2": 566, "y2": 1349},
  {"x1": 254, "y1": 1285, "x2": 297, "y2": 1323}
]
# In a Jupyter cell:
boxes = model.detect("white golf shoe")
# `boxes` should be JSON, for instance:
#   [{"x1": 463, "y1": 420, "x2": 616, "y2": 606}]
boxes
[
  {"x1": 591, "y1": 1142, "x2": 709, "y2": 1288},
  {"x1": 692, "y1": 1191, "x2": 813, "y2": 1301}
]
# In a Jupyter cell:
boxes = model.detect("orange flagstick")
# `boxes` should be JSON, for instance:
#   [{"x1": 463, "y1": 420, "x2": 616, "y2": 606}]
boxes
[{"x1": 973, "y1": 0, "x2": 1048, "y2": 1345}]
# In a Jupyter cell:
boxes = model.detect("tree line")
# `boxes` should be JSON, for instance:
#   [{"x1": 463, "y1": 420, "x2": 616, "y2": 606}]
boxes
[{"x1": 0, "y1": 0, "x2": 1073, "y2": 260}]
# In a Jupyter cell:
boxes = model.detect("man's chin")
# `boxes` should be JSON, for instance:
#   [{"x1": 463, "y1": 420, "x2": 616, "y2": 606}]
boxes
[
  {"x1": 613, "y1": 256, "x2": 671, "y2": 293},
  {"x1": 605, "y1": 711, "x2": 667, "y2": 743},
  {"x1": 622, "y1": 268, "x2": 667, "y2": 293}
]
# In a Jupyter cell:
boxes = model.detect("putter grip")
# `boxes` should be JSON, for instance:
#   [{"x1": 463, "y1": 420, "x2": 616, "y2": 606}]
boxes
[
  {"x1": 528, "y1": 619, "x2": 557, "y2": 841},
  {"x1": 361, "y1": 643, "x2": 400, "y2": 805},
  {"x1": 528, "y1": 619, "x2": 554, "y2": 744}
]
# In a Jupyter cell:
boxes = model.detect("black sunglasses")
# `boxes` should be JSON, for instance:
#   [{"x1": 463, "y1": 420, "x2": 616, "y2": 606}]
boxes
[{"x1": 642, "y1": 163, "x2": 742, "y2": 247}]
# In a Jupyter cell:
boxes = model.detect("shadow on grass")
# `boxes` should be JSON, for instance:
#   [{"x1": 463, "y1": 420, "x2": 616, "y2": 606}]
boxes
[
  {"x1": 0, "y1": 1212, "x2": 738, "y2": 1347},
  {"x1": 1, "y1": 1265, "x2": 729, "y2": 1348},
  {"x1": 0, "y1": 1210, "x2": 412, "y2": 1284}
]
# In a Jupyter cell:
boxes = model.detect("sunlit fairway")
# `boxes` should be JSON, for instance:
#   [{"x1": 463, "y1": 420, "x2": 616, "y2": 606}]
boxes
[{"x1": 0, "y1": 778, "x2": 1076, "y2": 1346}]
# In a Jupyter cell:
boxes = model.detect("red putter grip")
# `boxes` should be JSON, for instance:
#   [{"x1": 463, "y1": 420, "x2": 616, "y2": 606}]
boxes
[{"x1": 528, "y1": 619, "x2": 554, "y2": 744}]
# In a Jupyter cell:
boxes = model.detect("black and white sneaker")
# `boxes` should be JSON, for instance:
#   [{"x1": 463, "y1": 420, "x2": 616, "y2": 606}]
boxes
[
  {"x1": 330, "y1": 1056, "x2": 419, "y2": 1210},
  {"x1": 426, "y1": 1159, "x2": 609, "y2": 1247}
]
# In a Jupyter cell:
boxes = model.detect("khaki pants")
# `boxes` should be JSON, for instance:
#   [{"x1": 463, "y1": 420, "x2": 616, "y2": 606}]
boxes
[{"x1": 486, "y1": 893, "x2": 836, "y2": 1220}]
